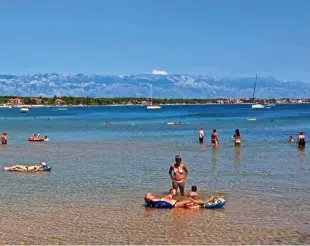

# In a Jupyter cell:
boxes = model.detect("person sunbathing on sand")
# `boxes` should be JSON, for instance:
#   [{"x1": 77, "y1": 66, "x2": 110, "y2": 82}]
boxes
[{"x1": 145, "y1": 189, "x2": 217, "y2": 208}]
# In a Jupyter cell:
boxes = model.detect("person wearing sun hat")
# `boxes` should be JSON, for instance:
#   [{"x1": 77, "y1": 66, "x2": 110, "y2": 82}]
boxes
[{"x1": 199, "y1": 127, "x2": 205, "y2": 144}]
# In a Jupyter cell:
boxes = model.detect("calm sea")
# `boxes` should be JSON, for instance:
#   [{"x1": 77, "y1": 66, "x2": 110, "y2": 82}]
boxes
[{"x1": 0, "y1": 104, "x2": 309, "y2": 244}]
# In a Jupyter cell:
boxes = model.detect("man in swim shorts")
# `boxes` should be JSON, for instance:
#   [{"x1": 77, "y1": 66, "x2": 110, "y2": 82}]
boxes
[
  {"x1": 199, "y1": 128, "x2": 205, "y2": 144},
  {"x1": 144, "y1": 189, "x2": 195, "y2": 208},
  {"x1": 144, "y1": 189, "x2": 217, "y2": 208}
]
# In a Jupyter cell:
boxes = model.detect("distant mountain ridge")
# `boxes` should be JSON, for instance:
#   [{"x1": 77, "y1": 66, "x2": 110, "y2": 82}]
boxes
[{"x1": 0, "y1": 73, "x2": 308, "y2": 98}]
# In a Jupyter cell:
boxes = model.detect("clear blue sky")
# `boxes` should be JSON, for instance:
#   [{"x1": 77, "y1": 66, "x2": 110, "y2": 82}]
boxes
[{"x1": 0, "y1": 0, "x2": 309, "y2": 81}]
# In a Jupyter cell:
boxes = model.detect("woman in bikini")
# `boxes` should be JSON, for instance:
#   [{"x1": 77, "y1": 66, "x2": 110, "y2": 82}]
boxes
[
  {"x1": 5, "y1": 162, "x2": 47, "y2": 172},
  {"x1": 211, "y1": 129, "x2": 219, "y2": 146},
  {"x1": 169, "y1": 155, "x2": 189, "y2": 196},
  {"x1": 233, "y1": 129, "x2": 241, "y2": 146}
]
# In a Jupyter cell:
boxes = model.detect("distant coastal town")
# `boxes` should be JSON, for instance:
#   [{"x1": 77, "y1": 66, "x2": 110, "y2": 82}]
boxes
[{"x1": 0, "y1": 96, "x2": 309, "y2": 107}]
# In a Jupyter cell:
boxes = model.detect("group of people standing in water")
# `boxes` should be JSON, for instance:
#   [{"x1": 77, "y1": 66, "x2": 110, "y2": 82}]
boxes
[
  {"x1": 147, "y1": 128, "x2": 307, "y2": 208},
  {"x1": 198, "y1": 128, "x2": 306, "y2": 148},
  {"x1": 198, "y1": 128, "x2": 241, "y2": 146}
]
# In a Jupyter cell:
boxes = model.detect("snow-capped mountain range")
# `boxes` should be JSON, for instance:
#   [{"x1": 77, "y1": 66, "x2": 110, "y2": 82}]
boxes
[{"x1": 0, "y1": 73, "x2": 308, "y2": 98}]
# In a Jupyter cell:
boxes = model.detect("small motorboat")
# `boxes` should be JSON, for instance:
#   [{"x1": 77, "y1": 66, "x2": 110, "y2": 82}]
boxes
[
  {"x1": 167, "y1": 121, "x2": 181, "y2": 125},
  {"x1": 251, "y1": 103, "x2": 265, "y2": 109}
]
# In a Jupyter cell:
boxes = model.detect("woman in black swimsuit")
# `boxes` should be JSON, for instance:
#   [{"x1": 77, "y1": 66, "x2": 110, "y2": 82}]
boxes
[{"x1": 297, "y1": 132, "x2": 306, "y2": 148}]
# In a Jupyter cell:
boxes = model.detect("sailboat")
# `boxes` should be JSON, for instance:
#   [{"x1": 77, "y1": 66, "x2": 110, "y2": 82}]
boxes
[
  {"x1": 146, "y1": 84, "x2": 161, "y2": 109},
  {"x1": 78, "y1": 89, "x2": 85, "y2": 107},
  {"x1": 251, "y1": 73, "x2": 265, "y2": 109}
]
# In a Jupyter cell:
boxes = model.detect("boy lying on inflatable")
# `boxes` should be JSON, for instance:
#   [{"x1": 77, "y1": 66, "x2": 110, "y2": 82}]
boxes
[{"x1": 144, "y1": 188, "x2": 222, "y2": 208}]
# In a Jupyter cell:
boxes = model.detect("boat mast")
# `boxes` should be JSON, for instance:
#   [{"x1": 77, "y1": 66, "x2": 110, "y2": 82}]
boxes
[
  {"x1": 252, "y1": 73, "x2": 258, "y2": 102},
  {"x1": 150, "y1": 84, "x2": 153, "y2": 105}
]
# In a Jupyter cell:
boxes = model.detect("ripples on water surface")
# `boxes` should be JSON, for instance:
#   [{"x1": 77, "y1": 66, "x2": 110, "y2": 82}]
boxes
[{"x1": 0, "y1": 104, "x2": 309, "y2": 244}]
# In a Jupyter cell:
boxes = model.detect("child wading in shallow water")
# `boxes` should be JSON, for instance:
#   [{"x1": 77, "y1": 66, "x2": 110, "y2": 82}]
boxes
[{"x1": 189, "y1": 185, "x2": 199, "y2": 200}]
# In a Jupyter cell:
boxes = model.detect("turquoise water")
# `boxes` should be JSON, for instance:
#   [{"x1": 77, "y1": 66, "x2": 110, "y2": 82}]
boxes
[{"x1": 0, "y1": 104, "x2": 309, "y2": 244}]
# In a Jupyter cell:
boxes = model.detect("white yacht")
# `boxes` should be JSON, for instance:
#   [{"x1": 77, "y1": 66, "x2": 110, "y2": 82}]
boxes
[
  {"x1": 147, "y1": 105, "x2": 161, "y2": 109},
  {"x1": 146, "y1": 84, "x2": 161, "y2": 110},
  {"x1": 252, "y1": 103, "x2": 265, "y2": 109},
  {"x1": 20, "y1": 107, "x2": 29, "y2": 113}
]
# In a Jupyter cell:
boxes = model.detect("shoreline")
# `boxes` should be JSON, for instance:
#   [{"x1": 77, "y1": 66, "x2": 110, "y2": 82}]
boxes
[{"x1": 0, "y1": 102, "x2": 309, "y2": 108}]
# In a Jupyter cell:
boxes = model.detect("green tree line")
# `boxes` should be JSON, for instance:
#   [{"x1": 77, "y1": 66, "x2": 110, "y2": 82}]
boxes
[{"x1": 0, "y1": 95, "x2": 286, "y2": 106}]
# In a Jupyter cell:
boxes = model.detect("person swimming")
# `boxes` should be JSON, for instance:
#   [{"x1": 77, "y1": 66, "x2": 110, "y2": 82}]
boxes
[
  {"x1": 1, "y1": 132, "x2": 7, "y2": 144},
  {"x1": 288, "y1": 136, "x2": 294, "y2": 143}
]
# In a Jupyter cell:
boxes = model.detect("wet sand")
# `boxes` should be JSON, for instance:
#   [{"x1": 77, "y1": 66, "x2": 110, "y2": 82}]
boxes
[{"x1": 1, "y1": 190, "x2": 310, "y2": 245}]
